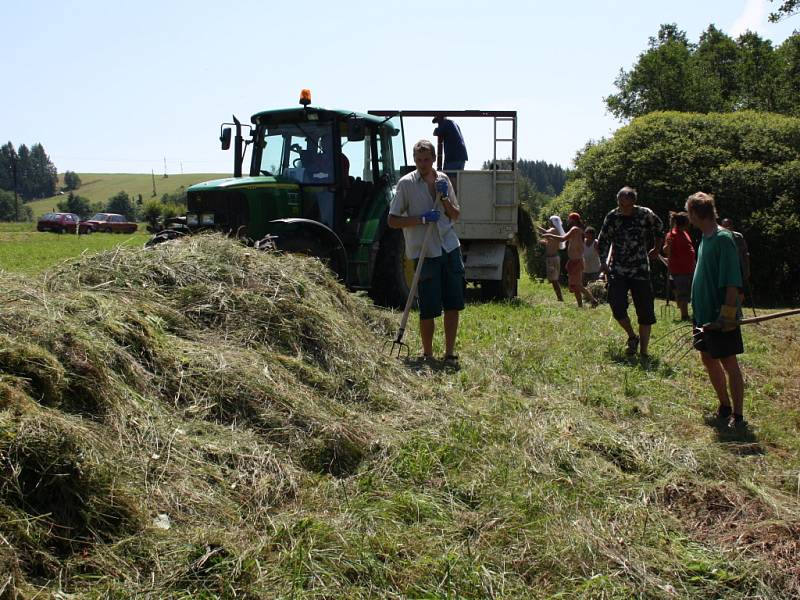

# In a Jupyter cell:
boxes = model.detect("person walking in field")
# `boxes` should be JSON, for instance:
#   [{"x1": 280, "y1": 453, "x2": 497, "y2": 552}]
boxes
[
  {"x1": 541, "y1": 212, "x2": 598, "y2": 307},
  {"x1": 537, "y1": 216, "x2": 564, "y2": 302},
  {"x1": 686, "y1": 192, "x2": 746, "y2": 428},
  {"x1": 598, "y1": 186, "x2": 664, "y2": 356},
  {"x1": 663, "y1": 211, "x2": 696, "y2": 321},
  {"x1": 388, "y1": 139, "x2": 464, "y2": 362}
]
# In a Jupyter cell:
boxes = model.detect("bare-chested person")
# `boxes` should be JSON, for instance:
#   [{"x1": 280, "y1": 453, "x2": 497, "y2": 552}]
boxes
[
  {"x1": 542, "y1": 212, "x2": 597, "y2": 307},
  {"x1": 537, "y1": 215, "x2": 564, "y2": 302}
]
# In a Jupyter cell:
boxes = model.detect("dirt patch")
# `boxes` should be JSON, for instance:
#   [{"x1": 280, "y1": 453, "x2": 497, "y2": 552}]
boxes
[{"x1": 663, "y1": 481, "x2": 800, "y2": 594}]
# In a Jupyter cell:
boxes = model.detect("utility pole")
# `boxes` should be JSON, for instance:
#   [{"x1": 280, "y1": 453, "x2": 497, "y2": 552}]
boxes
[
  {"x1": 11, "y1": 155, "x2": 18, "y2": 220},
  {"x1": 180, "y1": 161, "x2": 183, "y2": 175},
  {"x1": 163, "y1": 157, "x2": 168, "y2": 178},
  {"x1": 151, "y1": 169, "x2": 157, "y2": 197}
]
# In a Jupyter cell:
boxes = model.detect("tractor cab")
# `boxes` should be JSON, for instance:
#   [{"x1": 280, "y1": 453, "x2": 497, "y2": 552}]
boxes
[{"x1": 181, "y1": 91, "x2": 405, "y2": 293}]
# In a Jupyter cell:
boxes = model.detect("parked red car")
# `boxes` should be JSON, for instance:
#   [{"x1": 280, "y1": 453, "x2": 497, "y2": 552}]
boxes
[
  {"x1": 79, "y1": 213, "x2": 138, "y2": 234},
  {"x1": 37, "y1": 212, "x2": 81, "y2": 233}
]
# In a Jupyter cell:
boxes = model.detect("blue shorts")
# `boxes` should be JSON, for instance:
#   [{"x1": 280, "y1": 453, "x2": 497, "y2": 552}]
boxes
[{"x1": 416, "y1": 247, "x2": 465, "y2": 320}]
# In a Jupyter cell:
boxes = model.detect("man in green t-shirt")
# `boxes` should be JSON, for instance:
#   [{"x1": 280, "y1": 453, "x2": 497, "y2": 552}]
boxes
[{"x1": 686, "y1": 192, "x2": 745, "y2": 428}]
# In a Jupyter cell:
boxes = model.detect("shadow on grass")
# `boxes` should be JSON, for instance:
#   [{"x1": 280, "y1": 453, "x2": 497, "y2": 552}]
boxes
[
  {"x1": 402, "y1": 355, "x2": 461, "y2": 374},
  {"x1": 605, "y1": 346, "x2": 664, "y2": 373},
  {"x1": 703, "y1": 415, "x2": 764, "y2": 454}
]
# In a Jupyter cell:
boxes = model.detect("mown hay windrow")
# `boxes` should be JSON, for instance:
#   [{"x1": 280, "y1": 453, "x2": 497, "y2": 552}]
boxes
[{"x1": 0, "y1": 234, "x2": 431, "y2": 595}]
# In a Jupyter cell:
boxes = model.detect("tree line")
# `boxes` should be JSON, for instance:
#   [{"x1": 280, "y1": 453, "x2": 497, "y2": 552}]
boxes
[
  {"x1": 0, "y1": 142, "x2": 59, "y2": 201},
  {"x1": 544, "y1": 110, "x2": 800, "y2": 304},
  {"x1": 605, "y1": 24, "x2": 800, "y2": 120}
]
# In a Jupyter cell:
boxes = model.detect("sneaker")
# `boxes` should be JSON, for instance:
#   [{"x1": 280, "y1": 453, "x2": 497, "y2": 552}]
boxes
[
  {"x1": 728, "y1": 413, "x2": 747, "y2": 429},
  {"x1": 717, "y1": 405, "x2": 733, "y2": 420},
  {"x1": 625, "y1": 335, "x2": 640, "y2": 355}
]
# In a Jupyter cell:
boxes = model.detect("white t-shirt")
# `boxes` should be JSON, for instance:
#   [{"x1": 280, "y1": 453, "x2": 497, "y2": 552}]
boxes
[{"x1": 388, "y1": 170, "x2": 460, "y2": 259}]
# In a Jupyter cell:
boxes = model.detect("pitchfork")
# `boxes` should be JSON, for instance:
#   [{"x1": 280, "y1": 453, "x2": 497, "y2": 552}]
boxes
[
  {"x1": 387, "y1": 220, "x2": 436, "y2": 358},
  {"x1": 658, "y1": 254, "x2": 676, "y2": 319}
]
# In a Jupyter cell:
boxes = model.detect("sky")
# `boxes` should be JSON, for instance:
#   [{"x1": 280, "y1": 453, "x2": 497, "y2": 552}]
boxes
[{"x1": 1, "y1": 0, "x2": 797, "y2": 175}]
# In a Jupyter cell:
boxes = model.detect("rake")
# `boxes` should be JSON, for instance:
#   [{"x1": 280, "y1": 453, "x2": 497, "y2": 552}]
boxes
[
  {"x1": 662, "y1": 308, "x2": 800, "y2": 365},
  {"x1": 658, "y1": 254, "x2": 676, "y2": 319}
]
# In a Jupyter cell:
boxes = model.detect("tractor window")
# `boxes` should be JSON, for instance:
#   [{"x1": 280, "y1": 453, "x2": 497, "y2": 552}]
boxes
[
  {"x1": 341, "y1": 133, "x2": 374, "y2": 183},
  {"x1": 259, "y1": 122, "x2": 335, "y2": 184},
  {"x1": 387, "y1": 120, "x2": 404, "y2": 179},
  {"x1": 375, "y1": 129, "x2": 399, "y2": 182}
]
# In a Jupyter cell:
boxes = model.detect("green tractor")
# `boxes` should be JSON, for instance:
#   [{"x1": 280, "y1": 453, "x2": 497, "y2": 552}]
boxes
[{"x1": 157, "y1": 93, "x2": 521, "y2": 307}]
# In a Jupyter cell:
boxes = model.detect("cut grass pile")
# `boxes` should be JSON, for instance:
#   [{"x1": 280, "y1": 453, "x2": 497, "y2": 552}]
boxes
[
  {"x1": 0, "y1": 234, "x2": 436, "y2": 598},
  {"x1": 0, "y1": 234, "x2": 798, "y2": 598}
]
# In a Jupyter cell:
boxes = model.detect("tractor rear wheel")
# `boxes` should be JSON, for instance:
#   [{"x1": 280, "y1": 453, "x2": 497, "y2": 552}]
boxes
[
  {"x1": 481, "y1": 246, "x2": 518, "y2": 301},
  {"x1": 370, "y1": 228, "x2": 415, "y2": 309}
]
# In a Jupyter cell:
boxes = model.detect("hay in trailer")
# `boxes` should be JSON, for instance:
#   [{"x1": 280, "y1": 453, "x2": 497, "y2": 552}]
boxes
[{"x1": 0, "y1": 234, "x2": 434, "y2": 597}]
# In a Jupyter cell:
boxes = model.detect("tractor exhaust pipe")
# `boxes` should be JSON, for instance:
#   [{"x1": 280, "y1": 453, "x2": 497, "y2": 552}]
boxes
[{"x1": 233, "y1": 115, "x2": 243, "y2": 178}]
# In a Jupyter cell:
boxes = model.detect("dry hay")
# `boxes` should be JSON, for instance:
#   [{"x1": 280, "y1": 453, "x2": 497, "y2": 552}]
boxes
[
  {"x1": 586, "y1": 279, "x2": 607, "y2": 304},
  {"x1": 662, "y1": 480, "x2": 800, "y2": 594},
  {"x1": 0, "y1": 234, "x2": 430, "y2": 596}
]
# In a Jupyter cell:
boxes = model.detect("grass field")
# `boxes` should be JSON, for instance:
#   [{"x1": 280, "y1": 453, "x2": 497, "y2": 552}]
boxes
[
  {"x1": 25, "y1": 172, "x2": 227, "y2": 217},
  {"x1": 0, "y1": 235, "x2": 798, "y2": 598},
  {"x1": 0, "y1": 223, "x2": 150, "y2": 273}
]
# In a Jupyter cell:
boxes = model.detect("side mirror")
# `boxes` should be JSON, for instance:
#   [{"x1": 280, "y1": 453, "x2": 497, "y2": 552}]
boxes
[
  {"x1": 220, "y1": 127, "x2": 231, "y2": 150},
  {"x1": 348, "y1": 119, "x2": 365, "y2": 142}
]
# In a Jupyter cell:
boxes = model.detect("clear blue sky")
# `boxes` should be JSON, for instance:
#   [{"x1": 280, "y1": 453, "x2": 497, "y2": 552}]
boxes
[{"x1": 1, "y1": 0, "x2": 796, "y2": 174}]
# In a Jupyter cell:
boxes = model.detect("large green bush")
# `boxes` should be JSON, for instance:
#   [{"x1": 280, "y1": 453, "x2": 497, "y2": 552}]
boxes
[{"x1": 548, "y1": 111, "x2": 800, "y2": 303}]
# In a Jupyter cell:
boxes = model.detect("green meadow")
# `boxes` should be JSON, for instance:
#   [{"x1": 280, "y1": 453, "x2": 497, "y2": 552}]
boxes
[
  {"x1": 0, "y1": 234, "x2": 798, "y2": 598},
  {"x1": 0, "y1": 223, "x2": 150, "y2": 273},
  {"x1": 25, "y1": 172, "x2": 227, "y2": 217}
]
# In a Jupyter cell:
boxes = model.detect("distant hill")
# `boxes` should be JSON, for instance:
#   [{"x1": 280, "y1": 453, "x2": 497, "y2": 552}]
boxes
[{"x1": 26, "y1": 173, "x2": 228, "y2": 217}]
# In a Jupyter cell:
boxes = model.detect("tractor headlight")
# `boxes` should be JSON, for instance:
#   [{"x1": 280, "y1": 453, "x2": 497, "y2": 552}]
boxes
[
  {"x1": 187, "y1": 213, "x2": 199, "y2": 226},
  {"x1": 201, "y1": 213, "x2": 215, "y2": 225}
]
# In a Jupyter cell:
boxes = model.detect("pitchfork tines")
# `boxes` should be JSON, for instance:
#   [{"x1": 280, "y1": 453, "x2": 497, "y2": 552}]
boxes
[{"x1": 385, "y1": 329, "x2": 411, "y2": 358}]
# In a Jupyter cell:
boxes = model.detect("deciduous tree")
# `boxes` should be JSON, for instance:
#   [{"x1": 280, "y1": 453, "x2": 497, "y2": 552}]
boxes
[{"x1": 106, "y1": 191, "x2": 137, "y2": 220}]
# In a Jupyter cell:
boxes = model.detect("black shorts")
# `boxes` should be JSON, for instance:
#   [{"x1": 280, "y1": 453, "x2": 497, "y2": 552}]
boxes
[
  {"x1": 692, "y1": 325, "x2": 744, "y2": 359},
  {"x1": 607, "y1": 275, "x2": 656, "y2": 325}
]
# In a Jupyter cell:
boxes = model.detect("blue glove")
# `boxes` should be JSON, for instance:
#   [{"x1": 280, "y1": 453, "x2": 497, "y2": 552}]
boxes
[
  {"x1": 435, "y1": 179, "x2": 449, "y2": 197},
  {"x1": 421, "y1": 209, "x2": 440, "y2": 224}
]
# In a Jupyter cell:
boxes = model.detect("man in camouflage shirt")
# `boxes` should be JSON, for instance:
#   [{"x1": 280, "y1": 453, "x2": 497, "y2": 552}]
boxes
[{"x1": 598, "y1": 186, "x2": 665, "y2": 356}]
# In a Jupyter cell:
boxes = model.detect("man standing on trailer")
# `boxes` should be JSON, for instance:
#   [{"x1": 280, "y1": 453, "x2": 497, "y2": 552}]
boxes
[
  {"x1": 432, "y1": 116, "x2": 468, "y2": 171},
  {"x1": 388, "y1": 140, "x2": 464, "y2": 362}
]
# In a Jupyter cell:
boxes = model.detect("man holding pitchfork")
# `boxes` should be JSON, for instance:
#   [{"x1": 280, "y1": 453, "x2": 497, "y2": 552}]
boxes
[{"x1": 388, "y1": 140, "x2": 463, "y2": 362}]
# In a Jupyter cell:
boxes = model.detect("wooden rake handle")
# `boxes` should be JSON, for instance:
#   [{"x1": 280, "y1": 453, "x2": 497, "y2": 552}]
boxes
[
  {"x1": 395, "y1": 221, "x2": 436, "y2": 342},
  {"x1": 702, "y1": 308, "x2": 800, "y2": 332},
  {"x1": 739, "y1": 307, "x2": 800, "y2": 326}
]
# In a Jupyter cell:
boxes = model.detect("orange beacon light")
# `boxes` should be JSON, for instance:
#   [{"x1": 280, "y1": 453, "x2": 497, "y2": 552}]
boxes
[{"x1": 299, "y1": 89, "x2": 312, "y2": 106}]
